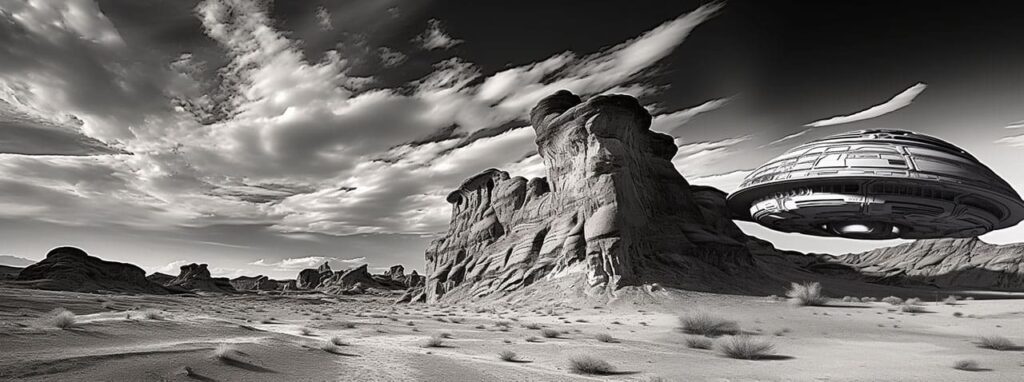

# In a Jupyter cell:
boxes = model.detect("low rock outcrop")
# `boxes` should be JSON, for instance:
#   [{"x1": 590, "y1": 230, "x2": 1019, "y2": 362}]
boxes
[
  {"x1": 15, "y1": 247, "x2": 168, "y2": 294},
  {"x1": 838, "y1": 238, "x2": 1024, "y2": 289},
  {"x1": 230, "y1": 275, "x2": 291, "y2": 291},
  {"x1": 423, "y1": 91, "x2": 767, "y2": 303},
  {"x1": 162, "y1": 263, "x2": 236, "y2": 293}
]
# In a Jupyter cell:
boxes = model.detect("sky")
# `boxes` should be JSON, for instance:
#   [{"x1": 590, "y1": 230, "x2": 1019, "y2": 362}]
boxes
[{"x1": 1, "y1": 0, "x2": 1023, "y2": 279}]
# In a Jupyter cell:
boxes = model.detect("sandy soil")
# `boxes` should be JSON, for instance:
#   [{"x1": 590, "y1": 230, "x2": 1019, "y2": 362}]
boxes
[{"x1": 1, "y1": 287, "x2": 1022, "y2": 381}]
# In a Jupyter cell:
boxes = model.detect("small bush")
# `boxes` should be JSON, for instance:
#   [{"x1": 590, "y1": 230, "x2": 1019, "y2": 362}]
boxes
[
  {"x1": 861, "y1": 297, "x2": 878, "y2": 302},
  {"x1": 718, "y1": 335, "x2": 776, "y2": 360},
  {"x1": 568, "y1": 355, "x2": 615, "y2": 375},
  {"x1": 52, "y1": 309, "x2": 76, "y2": 329},
  {"x1": 977, "y1": 335, "x2": 1017, "y2": 350},
  {"x1": 678, "y1": 312, "x2": 740, "y2": 337},
  {"x1": 142, "y1": 309, "x2": 164, "y2": 320},
  {"x1": 541, "y1": 328, "x2": 561, "y2": 338},
  {"x1": 523, "y1": 323, "x2": 542, "y2": 330},
  {"x1": 900, "y1": 304, "x2": 927, "y2": 313},
  {"x1": 685, "y1": 336, "x2": 713, "y2": 349},
  {"x1": 905, "y1": 297, "x2": 922, "y2": 305},
  {"x1": 339, "y1": 321, "x2": 357, "y2": 329},
  {"x1": 786, "y1": 282, "x2": 828, "y2": 306},
  {"x1": 497, "y1": 350, "x2": 518, "y2": 362},
  {"x1": 881, "y1": 296, "x2": 903, "y2": 305},
  {"x1": 525, "y1": 336, "x2": 541, "y2": 343},
  {"x1": 953, "y1": 312, "x2": 963, "y2": 318},
  {"x1": 944, "y1": 295, "x2": 959, "y2": 305},
  {"x1": 330, "y1": 336, "x2": 348, "y2": 346},
  {"x1": 953, "y1": 359, "x2": 981, "y2": 371},
  {"x1": 213, "y1": 344, "x2": 241, "y2": 363},
  {"x1": 299, "y1": 327, "x2": 314, "y2": 336},
  {"x1": 438, "y1": 332, "x2": 452, "y2": 339},
  {"x1": 595, "y1": 333, "x2": 617, "y2": 343},
  {"x1": 422, "y1": 335, "x2": 445, "y2": 348}
]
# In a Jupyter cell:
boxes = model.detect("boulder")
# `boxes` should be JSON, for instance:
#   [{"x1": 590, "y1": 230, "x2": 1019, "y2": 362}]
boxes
[
  {"x1": 423, "y1": 91, "x2": 766, "y2": 303},
  {"x1": 163, "y1": 263, "x2": 236, "y2": 293},
  {"x1": 296, "y1": 268, "x2": 322, "y2": 289},
  {"x1": 15, "y1": 247, "x2": 168, "y2": 294},
  {"x1": 384, "y1": 265, "x2": 405, "y2": 280}
]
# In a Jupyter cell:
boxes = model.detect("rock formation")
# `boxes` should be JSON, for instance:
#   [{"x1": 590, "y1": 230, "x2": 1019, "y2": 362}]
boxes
[
  {"x1": 161, "y1": 263, "x2": 236, "y2": 293},
  {"x1": 15, "y1": 247, "x2": 168, "y2": 294},
  {"x1": 146, "y1": 272, "x2": 175, "y2": 285},
  {"x1": 838, "y1": 238, "x2": 1024, "y2": 289},
  {"x1": 230, "y1": 275, "x2": 291, "y2": 291},
  {"x1": 320, "y1": 264, "x2": 381, "y2": 294},
  {"x1": 423, "y1": 91, "x2": 767, "y2": 303},
  {"x1": 295, "y1": 262, "x2": 334, "y2": 289}
]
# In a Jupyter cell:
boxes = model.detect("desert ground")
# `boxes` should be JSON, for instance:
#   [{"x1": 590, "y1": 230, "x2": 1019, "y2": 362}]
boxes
[{"x1": 1, "y1": 287, "x2": 1022, "y2": 381}]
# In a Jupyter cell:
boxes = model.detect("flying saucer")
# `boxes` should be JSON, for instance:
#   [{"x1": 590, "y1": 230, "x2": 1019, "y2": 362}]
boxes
[{"x1": 726, "y1": 129, "x2": 1024, "y2": 239}]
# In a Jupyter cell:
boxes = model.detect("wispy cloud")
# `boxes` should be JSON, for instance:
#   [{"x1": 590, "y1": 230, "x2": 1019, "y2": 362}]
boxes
[
  {"x1": 250, "y1": 256, "x2": 366, "y2": 270},
  {"x1": 651, "y1": 98, "x2": 730, "y2": 134},
  {"x1": 995, "y1": 134, "x2": 1024, "y2": 147},
  {"x1": 688, "y1": 169, "x2": 754, "y2": 193},
  {"x1": 1005, "y1": 120, "x2": 1024, "y2": 129},
  {"x1": 414, "y1": 19, "x2": 463, "y2": 50},
  {"x1": 315, "y1": 6, "x2": 333, "y2": 31},
  {"x1": 804, "y1": 83, "x2": 927, "y2": 127},
  {"x1": 671, "y1": 135, "x2": 751, "y2": 178},
  {"x1": 761, "y1": 128, "x2": 811, "y2": 147}
]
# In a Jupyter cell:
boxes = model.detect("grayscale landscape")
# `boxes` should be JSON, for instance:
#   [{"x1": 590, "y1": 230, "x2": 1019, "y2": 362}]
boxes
[{"x1": 2, "y1": 1, "x2": 1024, "y2": 381}]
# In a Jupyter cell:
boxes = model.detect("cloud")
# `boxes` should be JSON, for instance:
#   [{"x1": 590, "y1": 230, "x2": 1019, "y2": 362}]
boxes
[
  {"x1": 762, "y1": 128, "x2": 811, "y2": 147},
  {"x1": 995, "y1": 134, "x2": 1024, "y2": 147},
  {"x1": 688, "y1": 169, "x2": 753, "y2": 193},
  {"x1": 1005, "y1": 120, "x2": 1024, "y2": 129},
  {"x1": 651, "y1": 98, "x2": 730, "y2": 134},
  {"x1": 378, "y1": 47, "x2": 407, "y2": 68},
  {"x1": 155, "y1": 260, "x2": 190, "y2": 274},
  {"x1": 250, "y1": 256, "x2": 366, "y2": 270},
  {"x1": 315, "y1": 6, "x2": 333, "y2": 30},
  {"x1": 671, "y1": 135, "x2": 751, "y2": 178},
  {"x1": 414, "y1": 19, "x2": 463, "y2": 50},
  {"x1": 0, "y1": 0, "x2": 725, "y2": 239},
  {"x1": 804, "y1": 83, "x2": 927, "y2": 127}
]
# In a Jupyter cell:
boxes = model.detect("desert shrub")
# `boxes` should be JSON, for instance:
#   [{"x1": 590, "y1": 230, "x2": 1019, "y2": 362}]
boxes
[
  {"x1": 541, "y1": 328, "x2": 561, "y2": 338},
  {"x1": 339, "y1": 321, "x2": 356, "y2": 329},
  {"x1": 786, "y1": 282, "x2": 828, "y2": 306},
  {"x1": 495, "y1": 320, "x2": 512, "y2": 328},
  {"x1": 568, "y1": 355, "x2": 615, "y2": 375},
  {"x1": 497, "y1": 350, "x2": 518, "y2": 362},
  {"x1": 678, "y1": 312, "x2": 740, "y2": 337},
  {"x1": 422, "y1": 335, "x2": 445, "y2": 348},
  {"x1": 881, "y1": 296, "x2": 903, "y2": 305},
  {"x1": 773, "y1": 328, "x2": 791, "y2": 336},
  {"x1": 330, "y1": 336, "x2": 348, "y2": 346},
  {"x1": 977, "y1": 335, "x2": 1017, "y2": 350},
  {"x1": 525, "y1": 336, "x2": 541, "y2": 342},
  {"x1": 953, "y1": 359, "x2": 981, "y2": 371},
  {"x1": 213, "y1": 344, "x2": 241, "y2": 363},
  {"x1": 944, "y1": 296, "x2": 959, "y2": 305},
  {"x1": 861, "y1": 296, "x2": 877, "y2": 302},
  {"x1": 523, "y1": 323, "x2": 542, "y2": 330},
  {"x1": 905, "y1": 297, "x2": 922, "y2": 305},
  {"x1": 953, "y1": 312, "x2": 963, "y2": 318},
  {"x1": 900, "y1": 304, "x2": 927, "y2": 313},
  {"x1": 595, "y1": 333, "x2": 617, "y2": 343},
  {"x1": 322, "y1": 343, "x2": 346, "y2": 354},
  {"x1": 438, "y1": 332, "x2": 452, "y2": 339},
  {"x1": 685, "y1": 336, "x2": 713, "y2": 349},
  {"x1": 52, "y1": 308, "x2": 76, "y2": 329},
  {"x1": 718, "y1": 335, "x2": 776, "y2": 360},
  {"x1": 299, "y1": 327, "x2": 314, "y2": 336},
  {"x1": 841, "y1": 296, "x2": 854, "y2": 302},
  {"x1": 142, "y1": 309, "x2": 164, "y2": 320}
]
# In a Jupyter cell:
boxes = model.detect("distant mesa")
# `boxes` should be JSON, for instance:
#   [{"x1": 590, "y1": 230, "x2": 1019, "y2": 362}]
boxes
[
  {"x1": 838, "y1": 237, "x2": 1024, "y2": 289},
  {"x1": 157, "y1": 263, "x2": 236, "y2": 293},
  {"x1": 14, "y1": 246, "x2": 168, "y2": 294},
  {"x1": 728, "y1": 129, "x2": 1024, "y2": 239},
  {"x1": 229, "y1": 275, "x2": 293, "y2": 291}
]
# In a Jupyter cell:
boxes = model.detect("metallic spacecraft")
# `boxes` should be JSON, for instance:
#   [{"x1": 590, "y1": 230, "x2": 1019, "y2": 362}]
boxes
[{"x1": 726, "y1": 129, "x2": 1024, "y2": 239}]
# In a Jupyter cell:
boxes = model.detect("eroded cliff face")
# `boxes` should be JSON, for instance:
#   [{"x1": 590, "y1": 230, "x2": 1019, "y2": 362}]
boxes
[{"x1": 424, "y1": 91, "x2": 763, "y2": 303}]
